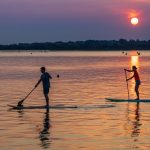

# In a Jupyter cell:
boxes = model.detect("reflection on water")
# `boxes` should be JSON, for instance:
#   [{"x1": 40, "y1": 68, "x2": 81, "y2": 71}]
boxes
[
  {"x1": 125, "y1": 102, "x2": 141, "y2": 149},
  {"x1": 1, "y1": 51, "x2": 150, "y2": 150},
  {"x1": 126, "y1": 103, "x2": 141, "y2": 136},
  {"x1": 39, "y1": 108, "x2": 51, "y2": 149},
  {"x1": 132, "y1": 103, "x2": 141, "y2": 138},
  {"x1": 130, "y1": 56, "x2": 139, "y2": 68},
  {"x1": 129, "y1": 50, "x2": 140, "y2": 68},
  {"x1": 14, "y1": 108, "x2": 51, "y2": 149}
]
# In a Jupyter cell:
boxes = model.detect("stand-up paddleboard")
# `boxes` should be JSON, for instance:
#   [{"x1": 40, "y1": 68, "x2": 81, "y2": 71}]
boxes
[
  {"x1": 8, "y1": 104, "x2": 78, "y2": 109},
  {"x1": 8, "y1": 104, "x2": 115, "y2": 110},
  {"x1": 106, "y1": 98, "x2": 150, "y2": 103}
]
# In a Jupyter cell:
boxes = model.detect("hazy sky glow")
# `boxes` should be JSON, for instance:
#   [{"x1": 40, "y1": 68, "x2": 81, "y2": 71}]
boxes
[{"x1": 0, "y1": 0, "x2": 150, "y2": 44}]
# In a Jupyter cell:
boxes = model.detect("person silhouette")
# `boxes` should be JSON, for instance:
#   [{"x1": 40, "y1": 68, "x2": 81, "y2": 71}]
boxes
[
  {"x1": 35, "y1": 67, "x2": 52, "y2": 107},
  {"x1": 124, "y1": 66, "x2": 141, "y2": 100}
]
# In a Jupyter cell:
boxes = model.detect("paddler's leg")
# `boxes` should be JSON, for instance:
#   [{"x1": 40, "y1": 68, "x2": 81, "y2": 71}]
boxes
[
  {"x1": 135, "y1": 81, "x2": 140, "y2": 100},
  {"x1": 44, "y1": 88, "x2": 50, "y2": 107},
  {"x1": 44, "y1": 94, "x2": 49, "y2": 106}
]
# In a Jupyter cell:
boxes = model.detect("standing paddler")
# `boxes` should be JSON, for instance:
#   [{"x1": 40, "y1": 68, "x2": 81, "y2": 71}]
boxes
[
  {"x1": 35, "y1": 67, "x2": 52, "y2": 107},
  {"x1": 124, "y1": 66, "x2": 141, "y2": 100}
]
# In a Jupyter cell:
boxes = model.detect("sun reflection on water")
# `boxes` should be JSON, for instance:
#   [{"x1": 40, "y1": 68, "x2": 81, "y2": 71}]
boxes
[
  {"x1": 130, "y1": 55, "x2": 139, "y2": 69},
  {"x1": 125, "y1": 52, "x2": 142, "y2": 147},
  {"x1": 129, "y1": 50, "x2": 140, "y2": 68}
]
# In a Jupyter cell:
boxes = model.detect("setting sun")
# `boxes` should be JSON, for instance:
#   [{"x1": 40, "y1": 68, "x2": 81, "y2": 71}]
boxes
[{"x1": 131, "y1": 17, "x2": 139, "y2": 25}]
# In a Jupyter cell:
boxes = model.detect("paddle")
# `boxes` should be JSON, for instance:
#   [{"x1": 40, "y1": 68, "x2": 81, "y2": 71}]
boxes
[
  {"x1": 124, "y1": 69, "x2": 130, "y2": 100},
  {"x1": 17, "y1": 87, "x2": 36, "y2": 106}
]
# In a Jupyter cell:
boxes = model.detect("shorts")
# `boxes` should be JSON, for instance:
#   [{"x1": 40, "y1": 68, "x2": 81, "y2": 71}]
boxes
[
  {"x1": 43, "y1": 87, "x2": 49, "y2": 95},
  {"x1": 135, "y1": 80, "x2": 141, "y2": 87}
]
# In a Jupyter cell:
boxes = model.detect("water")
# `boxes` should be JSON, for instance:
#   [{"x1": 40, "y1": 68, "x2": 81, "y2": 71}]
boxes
[{"x1": 0, "y1": 51, "x2": 150, "y2": 150}]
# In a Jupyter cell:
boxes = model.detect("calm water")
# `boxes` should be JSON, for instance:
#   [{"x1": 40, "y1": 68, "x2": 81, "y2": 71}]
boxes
[{"x1": 0, "y1": 51, "x2": 150, "y2": 150}]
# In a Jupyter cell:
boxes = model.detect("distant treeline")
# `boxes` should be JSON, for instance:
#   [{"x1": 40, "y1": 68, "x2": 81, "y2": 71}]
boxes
[{"x1": 1, "y1": 39, "x2": 150, "y2": 50}]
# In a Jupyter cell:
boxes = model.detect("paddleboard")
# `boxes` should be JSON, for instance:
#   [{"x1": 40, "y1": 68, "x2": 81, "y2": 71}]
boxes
[
  {"x1": 106, "y1": 98, "x2": 150, "y2": 103},
  {"x1": 8, "y1": 104, "x2": 78, "y2": 109},
  {"x1": 8, "y1": 104, "x2": 115, "y2": 110}
]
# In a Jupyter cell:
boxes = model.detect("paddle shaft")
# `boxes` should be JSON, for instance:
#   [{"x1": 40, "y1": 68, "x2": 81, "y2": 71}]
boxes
[
  {"x1": 124, "y1": 70, "x2": 130, "y2": 99},
  {"x1": 23, "y1": 87, "x2": 36, "y2": 101}
]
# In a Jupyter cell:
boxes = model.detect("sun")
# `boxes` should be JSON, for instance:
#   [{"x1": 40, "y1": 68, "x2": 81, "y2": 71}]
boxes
[{"x1": 131, "y1": 17, "x2": 139, "y2": 25}]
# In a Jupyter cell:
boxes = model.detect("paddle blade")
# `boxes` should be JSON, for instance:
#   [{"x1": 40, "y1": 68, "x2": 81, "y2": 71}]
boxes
[{"x1": 17, "y1": 99, "x2": 24, "y2": 106}]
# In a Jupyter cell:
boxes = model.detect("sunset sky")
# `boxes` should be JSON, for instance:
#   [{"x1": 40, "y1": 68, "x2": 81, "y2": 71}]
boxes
[{"x1": 0, "y1": 0, "x2": 150, "y2": 44}]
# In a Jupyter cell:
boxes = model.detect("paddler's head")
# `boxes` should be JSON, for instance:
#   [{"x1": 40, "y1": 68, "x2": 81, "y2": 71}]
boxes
[
  {"x1": 40, "y1": 67, "x2": 46, "y2": 73},
  {"x1": 132, "y1": 66, "x2": 137, "y2": 71}
]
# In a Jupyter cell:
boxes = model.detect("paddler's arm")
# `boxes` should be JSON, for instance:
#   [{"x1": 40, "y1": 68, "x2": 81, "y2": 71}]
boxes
[
  {"x1": 126, "y1": 75, "x2": 134, "y2": 81},
  {"x1": 35, "y1": 78, "x2": 42, "y2": 88},
  {"x1": 124, "y1": 69, "x2": 133, "y2": 72},
  {"x1": 49, "y1": 74, "x2": 52, "y2": 79}
]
